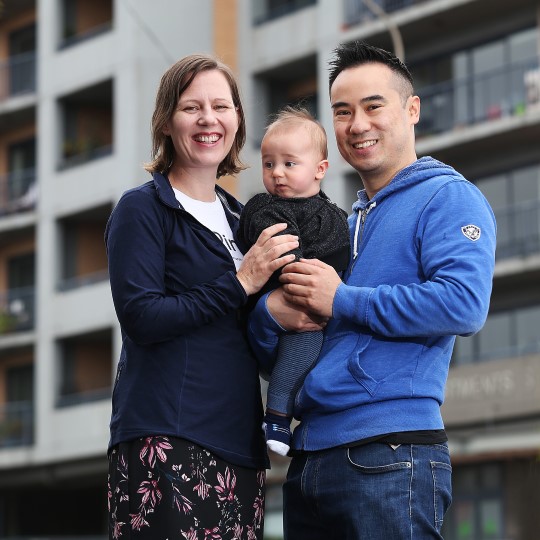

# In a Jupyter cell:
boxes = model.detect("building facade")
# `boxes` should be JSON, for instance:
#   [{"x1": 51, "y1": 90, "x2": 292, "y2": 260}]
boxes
[
  {"x1": 237, "y1": 1, "x2": 540, "y2": 539},
  {"x1": 0, "y1": 0, "x2": 237, "y2": 537},
  {"x1": 1, "y1": 0, "x2": 539, "y2": 539}
]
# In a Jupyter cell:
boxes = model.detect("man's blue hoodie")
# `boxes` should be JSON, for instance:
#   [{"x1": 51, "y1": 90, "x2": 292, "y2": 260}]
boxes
[{"x1": 249, "y1": 157, "x2": 497, "y2": 451}]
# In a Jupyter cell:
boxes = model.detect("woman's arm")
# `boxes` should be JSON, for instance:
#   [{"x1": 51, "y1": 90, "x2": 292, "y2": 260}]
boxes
[{"x1": 106, "y1": 190, "x2": 298, "y2": 345}]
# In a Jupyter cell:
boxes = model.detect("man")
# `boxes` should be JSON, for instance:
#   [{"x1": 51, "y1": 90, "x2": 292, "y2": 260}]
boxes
[{"x1": 249, "y1": 42, "x2": 496, "y2": 539}]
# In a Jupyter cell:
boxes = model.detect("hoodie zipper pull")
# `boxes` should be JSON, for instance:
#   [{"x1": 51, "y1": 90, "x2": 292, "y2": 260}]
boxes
[{"x1": 352, "y1": 201, "x2": 376, "y2": 260}]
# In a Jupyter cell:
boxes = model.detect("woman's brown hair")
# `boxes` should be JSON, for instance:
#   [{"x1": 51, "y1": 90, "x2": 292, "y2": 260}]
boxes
[{"x1": 144, "y1": 54, "x2": 247, "y2": 178}]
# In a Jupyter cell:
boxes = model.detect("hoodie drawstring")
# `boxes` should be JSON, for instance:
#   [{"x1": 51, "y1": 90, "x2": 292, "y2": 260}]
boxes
[{"x1": 353, "y1": 201, "x2": 377, "y2": 260}]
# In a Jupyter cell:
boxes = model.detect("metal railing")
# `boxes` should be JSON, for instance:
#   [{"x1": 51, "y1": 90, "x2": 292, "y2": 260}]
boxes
[
  {"x1": 417, "y1": 59, "x2": 540, "y2": 137},
  {"x1": 57, "y1": 269, "x2": 109, "y2": 292},
  {"x1": 0, "y1": 400, "x2": 34, "y2": 448},
  {"x1": 59, "y1": 143, "x2": 113, "y2": 171},
  {"x1": 56, "y1": 386, "x2": 111, "y2": 408},
  {"x1": 492, "y1": 198, "x2": 540, "y2": 260},
  {"x1": 253, "y1": 0, "x2": 317, "y2": 25},
  {"x1": 59, "y1": 20, "x2": 113, "y2": 50},
  {"x1": 344, "y1": 0, "x2": 429, "y2": 26},
  {"x1": 0, "y1": 51, "x2": 37, "y2": 102},
  {"x1": 0, "y1": 286, "x2": 36, "y2": 335},
  {"x1": 0, "y1": 168, "x2": 37, "y2": 216}
]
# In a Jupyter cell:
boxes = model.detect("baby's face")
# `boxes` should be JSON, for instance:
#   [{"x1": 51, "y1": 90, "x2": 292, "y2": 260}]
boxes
[{"x1": 261, "y1": 126, "x2": 327, "y2": 198}]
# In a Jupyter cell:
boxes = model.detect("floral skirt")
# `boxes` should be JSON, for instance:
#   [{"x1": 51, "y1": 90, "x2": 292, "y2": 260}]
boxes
[{"x1": 108, "y1": 436, "x2": 265, "y2": 540}]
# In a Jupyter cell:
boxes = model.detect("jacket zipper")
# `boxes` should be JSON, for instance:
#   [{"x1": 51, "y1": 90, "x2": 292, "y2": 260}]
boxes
[
  {"x1": 349, "y1": 201, "x2": 376, "y2": 277},
  {"x1": 216, "y1": 190, "x2": 240, "y2": 220}
]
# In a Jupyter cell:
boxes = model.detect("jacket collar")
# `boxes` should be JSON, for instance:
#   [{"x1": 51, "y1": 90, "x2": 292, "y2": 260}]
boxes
[{"x1": 151, "y1": 171, "x2": 244, "y2": 218}]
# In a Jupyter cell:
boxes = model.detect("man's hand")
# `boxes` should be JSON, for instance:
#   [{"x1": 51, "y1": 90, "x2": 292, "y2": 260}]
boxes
[
  {"x1": 279, "y1": 259, "x2": 342, "y2": 318},
  {"x1": 267, "y1": 288, "x2": 327, "y2": 332}
]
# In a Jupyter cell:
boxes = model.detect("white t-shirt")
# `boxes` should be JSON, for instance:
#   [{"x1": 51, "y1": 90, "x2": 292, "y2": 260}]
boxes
[{"x1": 173, "y1": 188, "x2": 244, "y2": 270}]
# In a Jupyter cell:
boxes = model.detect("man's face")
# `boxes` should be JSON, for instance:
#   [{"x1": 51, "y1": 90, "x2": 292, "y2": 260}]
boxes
[{"x1": 330, "y1": 63, "x2": 419, "y2": 188}]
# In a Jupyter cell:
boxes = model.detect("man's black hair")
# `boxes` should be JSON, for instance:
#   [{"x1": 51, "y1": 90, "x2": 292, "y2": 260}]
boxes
[{"x1": 328, "y1": 41, "x2": 413, "y2": 93}]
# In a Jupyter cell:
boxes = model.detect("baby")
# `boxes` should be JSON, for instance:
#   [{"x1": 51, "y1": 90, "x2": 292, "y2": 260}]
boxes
[{"x1": 239, "y1": 106, "x2": 350, "y2": 455}]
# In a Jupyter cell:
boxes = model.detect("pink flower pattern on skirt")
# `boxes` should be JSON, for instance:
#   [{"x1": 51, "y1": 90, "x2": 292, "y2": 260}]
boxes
[{"x1": 108, "y1": 436, "x2": 265, "y2": 539}]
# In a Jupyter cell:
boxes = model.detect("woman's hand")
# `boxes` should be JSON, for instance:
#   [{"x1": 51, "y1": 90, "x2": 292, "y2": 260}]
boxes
[
  {"x1": 236, "y1": 223, "x2": 298, "y2": 296},
  {"x1": 267, "y1": 288, "x2": 327, "y2": 332}
]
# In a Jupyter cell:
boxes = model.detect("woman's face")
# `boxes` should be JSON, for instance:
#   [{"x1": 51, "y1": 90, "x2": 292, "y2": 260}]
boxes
[{"x1": 163, "y1": 69, "x2": 239, "y2": 174}]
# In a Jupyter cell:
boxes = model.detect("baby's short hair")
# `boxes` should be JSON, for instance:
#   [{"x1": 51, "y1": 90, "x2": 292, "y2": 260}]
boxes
[{"x1": 265, "y1": 106, "x2": 328, "y2": 160}]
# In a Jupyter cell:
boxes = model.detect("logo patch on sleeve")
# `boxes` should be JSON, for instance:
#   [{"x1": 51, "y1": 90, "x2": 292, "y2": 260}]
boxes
[{"x1": 461, "y1": 224, "x2": 481, "y2": 241}]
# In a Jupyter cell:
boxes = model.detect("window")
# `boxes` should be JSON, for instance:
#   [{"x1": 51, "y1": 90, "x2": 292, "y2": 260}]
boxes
[
  {"x1": 57, "y1": 329, "x2": 112, "y2": 407},
  {"x1": 255, "y1": 56, "x2": 318, "y2": 145},
  {"x1": 253, "y1": 0, "x2": 316, "y2": 24},
  {"x1": 453, "y1": 304, "x2": 540, "y2": 365},
  {"x1": 2, "y1": 364, "x2": 34, "y2": 447},
  {"x1": 61, "y1": 0, "x2": 113, "y2": 47},
  {"x1": 8, "y1": 24, "x2": 36, "y2": 96},
  {"x1": 57, "y1": 204, "x2": 111, "y2": 291},
  {"x1": 415, "y1": 27, "x2": 538, "y2": 136},
  {"x1": 0, "y1": 253, "x2": 36, "y2": 334},
  {"x1": 59, "y1": 79, "x2": 113, "y2": 169},
  {"x1": 7, "y1": 138, "x2": 37, "y2": 213},
  {"x1": 442, "y1": 464, "x2": 504, "y2": 540},
  {"x1": 476, "y1": 163, "x2": 540, "y2": 260}
]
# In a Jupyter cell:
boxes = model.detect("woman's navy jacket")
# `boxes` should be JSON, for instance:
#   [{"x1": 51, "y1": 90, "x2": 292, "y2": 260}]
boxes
[{"x1": 105, "y1": 172, "x2": 267, "y2": 469}]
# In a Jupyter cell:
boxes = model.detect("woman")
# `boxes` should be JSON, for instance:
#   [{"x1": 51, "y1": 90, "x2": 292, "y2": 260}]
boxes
[{"x1": 106, "y1": 54, "x2": 299, "y2": 540}]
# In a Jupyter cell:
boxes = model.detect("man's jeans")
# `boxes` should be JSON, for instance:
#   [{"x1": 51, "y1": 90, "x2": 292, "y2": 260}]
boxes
[{"x1": 283, "y1": 442, "x2": 452, "y2": 539}]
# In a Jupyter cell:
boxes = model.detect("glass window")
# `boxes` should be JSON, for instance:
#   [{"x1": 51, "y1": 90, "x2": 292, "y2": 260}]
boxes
[
  {"x1": 8, "y1": 24, "x2": 36, "y2": 96},
  {"x1": 516, "y1": 305, "x2": 540, "y2": 354},
  {"x1": 480, "y1": 499, "x2": 502, "y2": 538},
  {"x1": 453, "y1": 335, "x2": 474, "y2": 366},
  {"x1": 454, "y1": 301, "x2": 540, "y2": 364},
  {"x1": 443, "y1": 464, "x2": 504, "y2": 540},
  {"x1": 478, "y1": 312, "x2": 512, "y2": 360},
  {"x1": 476, "y1": 163, "x2": 540, "y2": 259},
  {"x1": 509, "y1": 27, "x2": 537, "y2": 64},
  {"x1": 415, "y1": 27, "x2": 537, "y2": 133},
  {"x1": 513, "y1": 164, "x2": 539, "y2": 202},
  {"x1": 472, "y1": 42, "x2": 505, "y2": 120}
]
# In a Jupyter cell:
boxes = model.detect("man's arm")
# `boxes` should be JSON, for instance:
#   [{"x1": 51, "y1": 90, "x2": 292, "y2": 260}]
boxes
[{"x1": 279, "y1": 180, "x2": 497, "y2": 338}]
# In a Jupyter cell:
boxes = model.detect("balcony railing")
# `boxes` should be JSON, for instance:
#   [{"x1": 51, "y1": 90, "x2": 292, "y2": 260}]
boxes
[
  {"x1": 57, "y1": 386, "x2": 111, "y2": 408},
  {"x1": 493, "y1": 198, "x2": 540, "y2": 261},
  {"x1": 59, "y1": 142, "x2": 113, "y2": 171},
  {"x1": 59, "y1": 20, "x2": 113, "y2": 50},
  {"x1": 0, "y1": 286, "x2": 35, "y2": 335},
  {"x1": 57, "y1": 268, "x2": 109, "y2": 292},
  {"x1": 417, "y1": 59, "x2": 540, "y2": 137},
  {"x1": 0, "y1": 400, "x2": 34, "y2": 448},
  {"x1": 0, "y1": 51, "x2": 37, "y2": 102},
  {"x1": 253, "y1": 0, "x2": 317, "y2": 25},
  {"x1": 0, "y1": 167, "x2": 37, "y2": 216},
  {"x1": 344, "y1": 0, "x2": 429, "y2": 26}
]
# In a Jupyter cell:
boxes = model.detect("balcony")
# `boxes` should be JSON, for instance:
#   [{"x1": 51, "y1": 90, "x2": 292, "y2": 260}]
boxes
[
  {"x1": 253, "y1": 0, "x2": 317, "y2": 25},
  {"x1": 59, "y1": 0, "x2": 113, "y2": 49},
  {"x1": 0, "y1": 400, "x2": 33, "y2": 448},
  {"x1": 453, "y1": 304, "x2": 540, "y2": 367},
  {"x1": 58, "y1": 79, "x2": 113, "y2": 170},
  {"x1": 494, "y1": 199, "x2": 540, "y2": 261},
  {"x1": 0, "y1": 286, "x2": 35, "y2": 336},
  {"x1": 0, "y1": 51, "x2": 37, "y2": 103},
  {"x1": 57, "y1": 204, "x2": 111, "y2": 292},
  {"x1": 417, "y1": 59, "x2": 540, "y2": 138},
  {"x1": 344, "y1": 0, "x2": 430, "y2": 26},
  {"x1": 56, "y1": 328, "x2": 112, "y2": 408},
  {"x1": 0, "y1": 167, "x2": 37, "y2": 216}
]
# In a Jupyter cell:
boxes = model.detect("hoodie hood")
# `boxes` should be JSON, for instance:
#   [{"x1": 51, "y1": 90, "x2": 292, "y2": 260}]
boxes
[{"x1": 352, "y1": 156, "x2": 463, "y2": 212}]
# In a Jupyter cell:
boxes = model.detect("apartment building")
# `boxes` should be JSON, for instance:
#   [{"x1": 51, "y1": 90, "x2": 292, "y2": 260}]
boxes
[
  {"x1": 1, "y1": 0, "x2": 539, "y2": 539},
  {"x1": 0, "y1": 0, "x2": 240, "y2": 537},
  {"x1": 237, "y1": 0, "x2": 540, "y2": 539}
]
